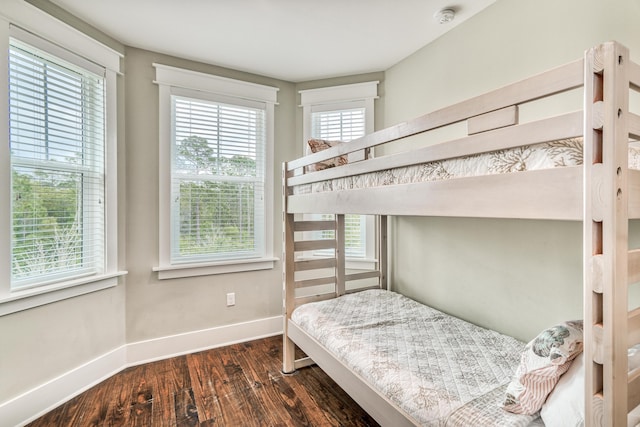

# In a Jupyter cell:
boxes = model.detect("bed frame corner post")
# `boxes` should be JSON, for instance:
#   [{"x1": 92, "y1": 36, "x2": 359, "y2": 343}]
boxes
[
  {"x1": 583, "y1": 41, "x2": 630, "y2": 427},
  {"x1": 336, "y1": 214, "x2": 346, "y2": 296},
  {"x1": 378, "y1": 215, "x2": 388, "y2": 290},
  {"x1": 282, "y1": 161, "x2": 296, "y2": 374}
]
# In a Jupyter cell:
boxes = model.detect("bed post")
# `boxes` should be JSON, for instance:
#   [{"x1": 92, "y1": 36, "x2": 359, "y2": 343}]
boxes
[
  {"x1": 336, "y1": 214, "x2": 346, "y2": 296},
  {"x1": 583, "y1": 42, "x2": 630, "y2": 427},
  {"x1": 378, "y1": 215, "x2": 388, "y2": 290},
  {"x1": 282, "y1": 161, "x2": 296, "y2": 374}
]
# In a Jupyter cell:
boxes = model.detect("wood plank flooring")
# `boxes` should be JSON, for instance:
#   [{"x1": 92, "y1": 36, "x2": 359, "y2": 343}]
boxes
[{"x1": 26, "y1": 335, "x2": 379, "y2": 427}]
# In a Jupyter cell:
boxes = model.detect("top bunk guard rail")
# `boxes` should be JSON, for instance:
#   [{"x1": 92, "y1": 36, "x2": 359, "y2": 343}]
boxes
[
  {"x1": 283, "y1": 42, "x2": 640, "y2": 427},
  {"x1": 289, "y1": 111, "x2": 583, "y2": 188},
  {"x1": 286, "y1": 58, "x2": 584, "y2": 174}
]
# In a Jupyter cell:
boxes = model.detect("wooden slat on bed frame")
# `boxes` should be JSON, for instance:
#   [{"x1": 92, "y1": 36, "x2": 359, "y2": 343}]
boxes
[
  {"x1": 283, "y1": 41, "x2": 640, "y2": 427},
  {"x1": 288, "y1": 167, "x2": 584, "y2": 219}
]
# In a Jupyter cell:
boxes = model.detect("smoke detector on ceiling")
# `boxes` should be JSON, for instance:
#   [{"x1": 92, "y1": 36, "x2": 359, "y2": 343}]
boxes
[{"x1": 434, "y1": 8, "x2": 456, "y2": 24}]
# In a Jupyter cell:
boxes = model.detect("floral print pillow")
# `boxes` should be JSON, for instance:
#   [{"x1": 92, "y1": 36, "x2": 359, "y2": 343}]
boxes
[
  {"x1": 502, "y1": 320, "x2": 583, "y2": 415},
  {"x1": 306, "y1": 139, "x2": 348, "y2": 172}
]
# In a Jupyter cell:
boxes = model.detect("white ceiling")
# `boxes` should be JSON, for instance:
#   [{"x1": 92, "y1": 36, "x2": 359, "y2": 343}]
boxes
[{"x1": 50, "y1": 0, "x2": 496, "y2": 82}]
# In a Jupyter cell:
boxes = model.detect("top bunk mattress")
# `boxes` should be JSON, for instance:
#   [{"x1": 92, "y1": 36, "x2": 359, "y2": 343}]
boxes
[
  {"x1": 290, "y1": 289, "x2": 540, "y2": 426},
  {"x1": 293, "y1": 138, "x2": 640, "y2": 195}
]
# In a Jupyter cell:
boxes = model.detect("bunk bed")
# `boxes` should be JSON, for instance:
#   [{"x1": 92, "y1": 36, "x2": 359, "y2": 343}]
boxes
[{"x1": 282, "y1": 42, "x2": 640, "y2": 426}]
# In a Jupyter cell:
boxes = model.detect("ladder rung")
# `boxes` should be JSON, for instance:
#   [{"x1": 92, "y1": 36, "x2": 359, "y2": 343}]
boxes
[
  {"x1": 294, "y1": 258, "x2": 336, "y2": 272},
  {"x1": 294, "y1": 240, "x2": 336, "y2": 252},
  {"x1": 294, "y1": 220, "x2": 336, "y2": 232}
]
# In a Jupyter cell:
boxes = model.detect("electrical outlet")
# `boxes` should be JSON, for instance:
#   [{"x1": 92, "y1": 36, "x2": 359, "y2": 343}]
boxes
[{"x1": 226, "y1": 292, "x2": 235, "y2": 307}]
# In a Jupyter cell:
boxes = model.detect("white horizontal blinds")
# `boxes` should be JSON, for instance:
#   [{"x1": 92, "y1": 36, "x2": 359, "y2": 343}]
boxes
[
  {"x1": 9, "y1": 38, "x2": 106, "y2": 289},
  {"x1": 311, "y1": 107, "x2": 366, "y2": 142},
  {"x1": 171, "y1": 95, "x2": 266, "y2": 263},
  {"x1": 311, "y1": 108, "x2": 366, "y2": 258}
]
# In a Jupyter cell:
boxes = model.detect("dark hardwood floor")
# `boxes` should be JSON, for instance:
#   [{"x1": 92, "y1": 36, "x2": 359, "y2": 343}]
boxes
[{"x1": 26, "y1": 335, "x2": 379, "y2": 427}]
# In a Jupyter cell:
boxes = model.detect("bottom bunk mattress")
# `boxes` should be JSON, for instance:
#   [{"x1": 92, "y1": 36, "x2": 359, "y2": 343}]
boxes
[{"x1": 290, "y1": 289, "x2": 540, "y2": 426}]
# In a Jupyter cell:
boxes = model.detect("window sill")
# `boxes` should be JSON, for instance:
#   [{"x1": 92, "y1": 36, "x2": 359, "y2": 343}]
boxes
[
  {"x1": 153, "y1": 257, "x2": 279, "y2": 280},
  {"x1": 0, "y1": 271, "x2": 128, "y2": 317}
]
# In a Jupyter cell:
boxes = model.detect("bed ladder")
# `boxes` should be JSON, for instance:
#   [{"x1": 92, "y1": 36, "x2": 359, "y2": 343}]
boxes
[
  {"x1": 281, "y1": 213, "x2": 388, "y2": 373},
  {"x1": 282, "y1": 164, "x2": 388, "y2": 373},
  {"x1": 584, "y1": 41, "x2": 636, "y2": 427}
]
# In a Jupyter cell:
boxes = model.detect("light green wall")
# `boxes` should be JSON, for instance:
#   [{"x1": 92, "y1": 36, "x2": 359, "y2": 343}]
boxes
[
  {"x1": 383, "y1": 0, "x2": 640, "y2": 342},
  {"x1": 0, "y1": 286, "x2": 126, "y2": 401}
]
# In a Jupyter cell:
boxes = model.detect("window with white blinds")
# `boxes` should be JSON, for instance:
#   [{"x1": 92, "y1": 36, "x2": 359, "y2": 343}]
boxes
[
  {"x1": 9, "y1": 38, "x2": 106, "y2": 289},
  {"x1": 154, "y1": 64, "x2": 276, "y2": 278},
  {"x1": 171, "y1": 95, "x2": 266, "y2": 263},
  {"x1": 311, "y1": 108, "x2": 366, "y2": 258}
]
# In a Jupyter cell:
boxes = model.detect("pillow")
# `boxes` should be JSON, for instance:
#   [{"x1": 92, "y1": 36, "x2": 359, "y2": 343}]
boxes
[
  {"x1": 542, "y1": 347, "x2": 640, "y2": 427},
  {"x1": 306, "y1": 138, "x2": 347, "y2": 172},
  {"x1": 629, "y1": 403, "x2": 640, "y2": 427},
  {"x1": 501, "y1": 320, "x2": 583, "y2": 415},
  {"x1": 630, "y1": 344, "x2": 640, "y2": 372},
  {"x1": 540, "y1": 352, "x2": 584, "y2": 427}
]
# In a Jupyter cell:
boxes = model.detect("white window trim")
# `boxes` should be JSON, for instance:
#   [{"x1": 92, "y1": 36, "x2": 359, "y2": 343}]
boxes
[
  {"x1": 0, "y1": 2, "x2": 125, "y2": 316},
  {"x1": 299, "y1": 81, "x2": 379, "y2": 270},
  {"x1": 153, "y1": 64, "x2": 279, "y2": 279}
]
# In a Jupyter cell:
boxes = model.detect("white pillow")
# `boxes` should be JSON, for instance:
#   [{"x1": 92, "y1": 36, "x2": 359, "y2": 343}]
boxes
[
  {"x1": 630, "y1": 405, "x2": 640, "y2": 427},
  {"x1": 541, "y1": 351, "x2": 640, "y2": 427},
  {"x1": 540, "y1": 352, "x2": 584, "y2": 427}
]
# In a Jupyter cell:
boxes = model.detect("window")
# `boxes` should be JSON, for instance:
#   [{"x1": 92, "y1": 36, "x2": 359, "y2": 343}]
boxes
[
  {"x1": 0, "y1": 16, "x2": 122, "y2": 315},
  {"x1": 299, "y1": 81, "x2": 378, "y2": 265},
  {"x1": 154, "y1": 65, "x2": 278, "y2": 279},
  {"x1": 172, "y1": 96, "x2": 265, "y2": 262},
  {"x1": 10, "y1": 38, "x2": 106, "y2": 289},
  {"x1": 310, "y1": 106, "x2": 368, "y2": 258}
]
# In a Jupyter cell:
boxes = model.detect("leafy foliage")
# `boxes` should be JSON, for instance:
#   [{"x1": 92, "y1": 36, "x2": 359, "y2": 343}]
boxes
[
  {"x1": 175, "y1": 135, "x2": 259, "y2": 258},
  {"x1": 11, "y1": 169, "x2": 82, "y2": 281}
]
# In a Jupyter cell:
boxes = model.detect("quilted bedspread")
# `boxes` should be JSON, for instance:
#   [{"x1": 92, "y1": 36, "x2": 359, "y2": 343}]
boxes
[{"x1": 291, "y1": 289, "x2": 540, "y2": 426}]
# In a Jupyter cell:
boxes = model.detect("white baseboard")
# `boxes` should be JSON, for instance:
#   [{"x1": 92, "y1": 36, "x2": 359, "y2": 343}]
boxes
[
  {"x1": 126, "y1": 315, "x2": 283, "y2": 365},
  {"x1": 1, "y1": 316, "x2": 283, "y2": 427},
  {"x1": 1, "y1": 345, "x2": 127, "y2": 427}
]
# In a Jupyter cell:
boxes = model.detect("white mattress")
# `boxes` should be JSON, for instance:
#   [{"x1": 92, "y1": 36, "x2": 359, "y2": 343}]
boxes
[
  {"x1": 294, "y1": 138, "x2": 640, "y2": 195},
  {"x1": 291, "y1": 289, "x2": 541, "y2": 426}
]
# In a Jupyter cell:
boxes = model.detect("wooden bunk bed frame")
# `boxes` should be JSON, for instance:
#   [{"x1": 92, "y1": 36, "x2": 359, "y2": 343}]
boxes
[{"x1": 282, "y1": 42, "x2": 640, "y2": 426}]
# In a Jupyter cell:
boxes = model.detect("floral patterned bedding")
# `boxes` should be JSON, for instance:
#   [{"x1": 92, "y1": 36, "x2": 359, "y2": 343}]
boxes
[
  {"x1": 294, "y1": 137, "x2": 640, "y2": 195},
  {"x1": 291, "y1": 289, "x2": 542, "y2": 426}
]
